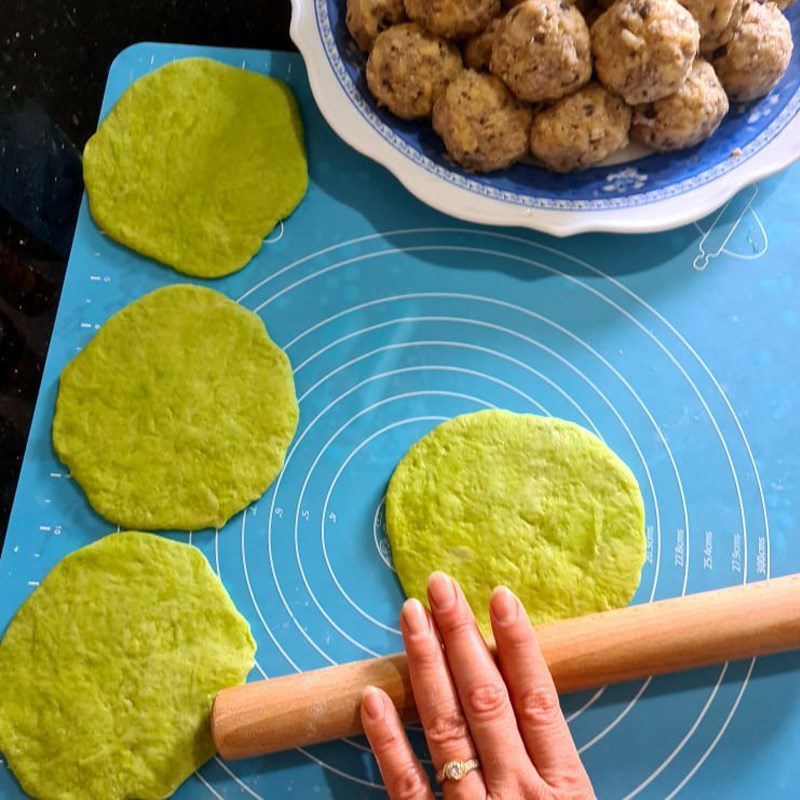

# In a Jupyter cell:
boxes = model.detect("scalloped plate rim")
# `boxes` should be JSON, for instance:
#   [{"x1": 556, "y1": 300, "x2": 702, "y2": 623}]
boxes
[{"x1": 290, "y1": 0, "x2": 800, "y2": 236}]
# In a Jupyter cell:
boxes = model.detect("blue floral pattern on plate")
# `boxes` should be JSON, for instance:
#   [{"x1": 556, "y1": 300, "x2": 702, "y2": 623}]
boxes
[{"x1": 314, "y1": 0, "x2": 800, "y2": 210}]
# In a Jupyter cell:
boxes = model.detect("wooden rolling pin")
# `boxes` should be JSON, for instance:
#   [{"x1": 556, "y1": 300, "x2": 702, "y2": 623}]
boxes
[{"x1": 212, "y1": 575, "x2": 800, "y2": 760}]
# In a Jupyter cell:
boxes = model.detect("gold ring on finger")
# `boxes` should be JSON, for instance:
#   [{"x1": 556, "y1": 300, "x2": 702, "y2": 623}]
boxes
[{"x1": 436, "y1": 758, "x2": 481, "y2": 784}]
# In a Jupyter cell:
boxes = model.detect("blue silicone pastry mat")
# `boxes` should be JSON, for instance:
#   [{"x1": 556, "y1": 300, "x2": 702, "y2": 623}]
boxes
[{"x1": 2, "y1": 42, "x2": 799, "y2": 799}]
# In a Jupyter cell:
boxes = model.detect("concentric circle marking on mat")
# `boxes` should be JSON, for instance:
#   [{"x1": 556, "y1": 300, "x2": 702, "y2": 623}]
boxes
[
  {"x1": 240, "y1": 230, "x2": 765, "y2": 580},
  {"x1": 291, "y1": 318, "x2": 670, "y2": 722},
  {"x1": 292, "y1": 321, "x2": 593, "y2": 431},
  {"x1": 301, "y1": 395, "x2": 496, "y2": 639},
  {"x1": 280, "y1": 318, "x2": 669, "y2": 615},
  {"x1": 273, "y1": 284, "x2": 679, "y2": 590},
  {"x1": 217, "y1": 230, "x2": 769, "y2": 796},
  {"x1": 247, "y1": 316, "x2": 665, "y2": 742},
  {"x1": 248, "y1": 296, "x2": 668, "y2": 752},
  {"x1": 264, "y1": 280, "x2": 692, "y2": 552},
  {"x1": 265, "y1": 336, "x2": 664, "y2": 658},
  {"x1": 259, "y1": 291, "x2": 680, "y2": 606},
  {"x1": 317, "y1": 376, "x2": 653, "y2": 641}
]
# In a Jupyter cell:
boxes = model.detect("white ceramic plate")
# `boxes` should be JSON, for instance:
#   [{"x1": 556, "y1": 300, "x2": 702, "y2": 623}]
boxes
[{"x1": 291, "y1": 0, "x2": 800, "y2": 235}]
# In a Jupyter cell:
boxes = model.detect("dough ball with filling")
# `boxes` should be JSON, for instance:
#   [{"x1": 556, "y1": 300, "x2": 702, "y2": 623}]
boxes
[
  {"x1": 433, "y1": 69, "x2": 534, "y2": 170},
  {"x1": 367, "y1": 23, "x2": 463, "y2": 118},
  {"x1": 490, "y1": 0, "x2": 592, "y2": 102},
  {"x1": 346, "y1": 0, "x2": 408, "y2": 51},
  {"x1": 530, "y1": 81, "x2": 632, "y2": 171},
  {"x1": 591, "y1": 0, "x2": 700, "y2": 104},
  {"x1": 678, "y1": 0, "x2": 744, "y2": 54},
  {"x1": 404, "y1": 0, "x2": 501, "y2": 37},
  {"x1": 631, "y1": 58, "x2": 728, "y2": 149},
  {"x1": 711, "y1": 0, "x2": 793, "y2": 101}
]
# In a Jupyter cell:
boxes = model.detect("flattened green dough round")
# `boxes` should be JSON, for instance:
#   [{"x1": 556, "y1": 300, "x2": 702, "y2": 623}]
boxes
[
  {"x1": 83, "y1": 57, "x2": 308, "y2": 278},
  {"x1": 0, "y1": 531, "x2": 255, "y2": 800},
  {"x1": 386, "y1": 410, "x2": 646, "y2": 632},
  {"x1": 53, "y1": 284, "x2": 298, "y2": 531}
]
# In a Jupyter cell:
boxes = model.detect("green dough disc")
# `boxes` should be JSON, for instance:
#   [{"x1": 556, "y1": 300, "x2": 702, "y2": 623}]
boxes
[
  {"x1": 386, "y1": 410, "x2": 646, "y2": 632},
  {"x1": 0, "y1": 531, "x2": 255, "y2": 800},
  {"x1": 53, "y1": 284, "x2": 298, "y2": 531},
  {"x1": 83, "y1": 57, "x2": 308, "y2": 278}
]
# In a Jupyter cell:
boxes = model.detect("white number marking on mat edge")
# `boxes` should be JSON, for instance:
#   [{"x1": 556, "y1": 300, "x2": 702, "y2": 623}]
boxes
[
  {"x1": 703, "y1": 531, "x2": 714, "y2": 571},
  {"x1": 674, "y1": 529, "x2": 685, "y2": 568},
  {"x1": 731, "y1": 533, "x2": 742, "y2": 574}
]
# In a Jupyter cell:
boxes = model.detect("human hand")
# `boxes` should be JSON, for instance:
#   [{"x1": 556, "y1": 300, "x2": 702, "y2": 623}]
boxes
[{"x1": 361, "y1": 572, "x2": 596, "y2": 799}]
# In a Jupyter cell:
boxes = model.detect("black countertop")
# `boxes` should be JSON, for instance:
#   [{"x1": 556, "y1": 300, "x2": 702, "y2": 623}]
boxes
[{"x1": 0, "y1": 1, "x2": 295, "y2": 541}]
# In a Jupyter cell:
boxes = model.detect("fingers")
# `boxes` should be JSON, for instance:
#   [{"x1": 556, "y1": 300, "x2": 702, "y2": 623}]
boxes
[
  {"x1": 361, "y1": 686, "x2": 435, "y2": 800},
  {"x1": 400, "y1": 598, "x2": 485, "y2": 800},
  {"x1": 490, "y1": 587, "x2": 594, "y2": 796},
  {"x1": 426, "y1": 572, "x2": 531, "y2": 789}
]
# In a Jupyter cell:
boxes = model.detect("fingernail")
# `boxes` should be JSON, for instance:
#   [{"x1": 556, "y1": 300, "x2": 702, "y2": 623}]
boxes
[
  {"x1": 402, "y1": 598, "x2": 430, "y2": 637},
  {"x1": 362, "y1": 686, "x2": 384, "y2": 720},
  {"x1": 491, "y1": 586, "x2": 519, "y2": 625},
  {"x1": 428, "y1": 571, "x2": 456, "y2": 611}
]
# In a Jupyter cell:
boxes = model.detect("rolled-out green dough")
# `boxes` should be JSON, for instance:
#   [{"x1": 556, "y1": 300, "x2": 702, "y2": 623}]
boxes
[
  {"x1": 83, "y1": 57, "x2": 308, "y2": 278},
  {"x1": 52, "y1": 284, "x2": 298, "y2": 531},
  {"x1": 386, "y1": 410, "x2": 646, "y2": 632},
  {"x1": 0, "y1": 531, "x2": 255, "y2": 800}
]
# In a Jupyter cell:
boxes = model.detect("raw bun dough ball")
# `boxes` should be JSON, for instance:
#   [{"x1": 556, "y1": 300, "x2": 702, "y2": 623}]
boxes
[
  {"x1": 490, "y1": 0, "x2": 592, "y2": 102},
  {"x1": 631, "y1": 58, "x2": 728, "y2": 149},
  {"x1": 366, "y1": 23, "x2": 462, "y2": 119},
  {"x1": 679, "y1": 0, "x2": 743, "y2": 54},
  {"x1": 463, "y1": 17, "x2": 503, "y2": 71},
  {"x1": 591, "y1": 0, "x2": 701, "y2": 104},
  {"x1": 432, "y1": 70, "x2": 534, "y2": 170},
  {"x1": 529, "y1": 82, "x2": 632, "y2": 171},
  {"x1": 404, "y1": 0, "x2": 501, "y2": 37},
  {"x1": 346, "y1": 0, "x2": 408, "y2": 51},
  {"x1": 711, "y1": 1, "x2": 793, "y2": 101}
]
